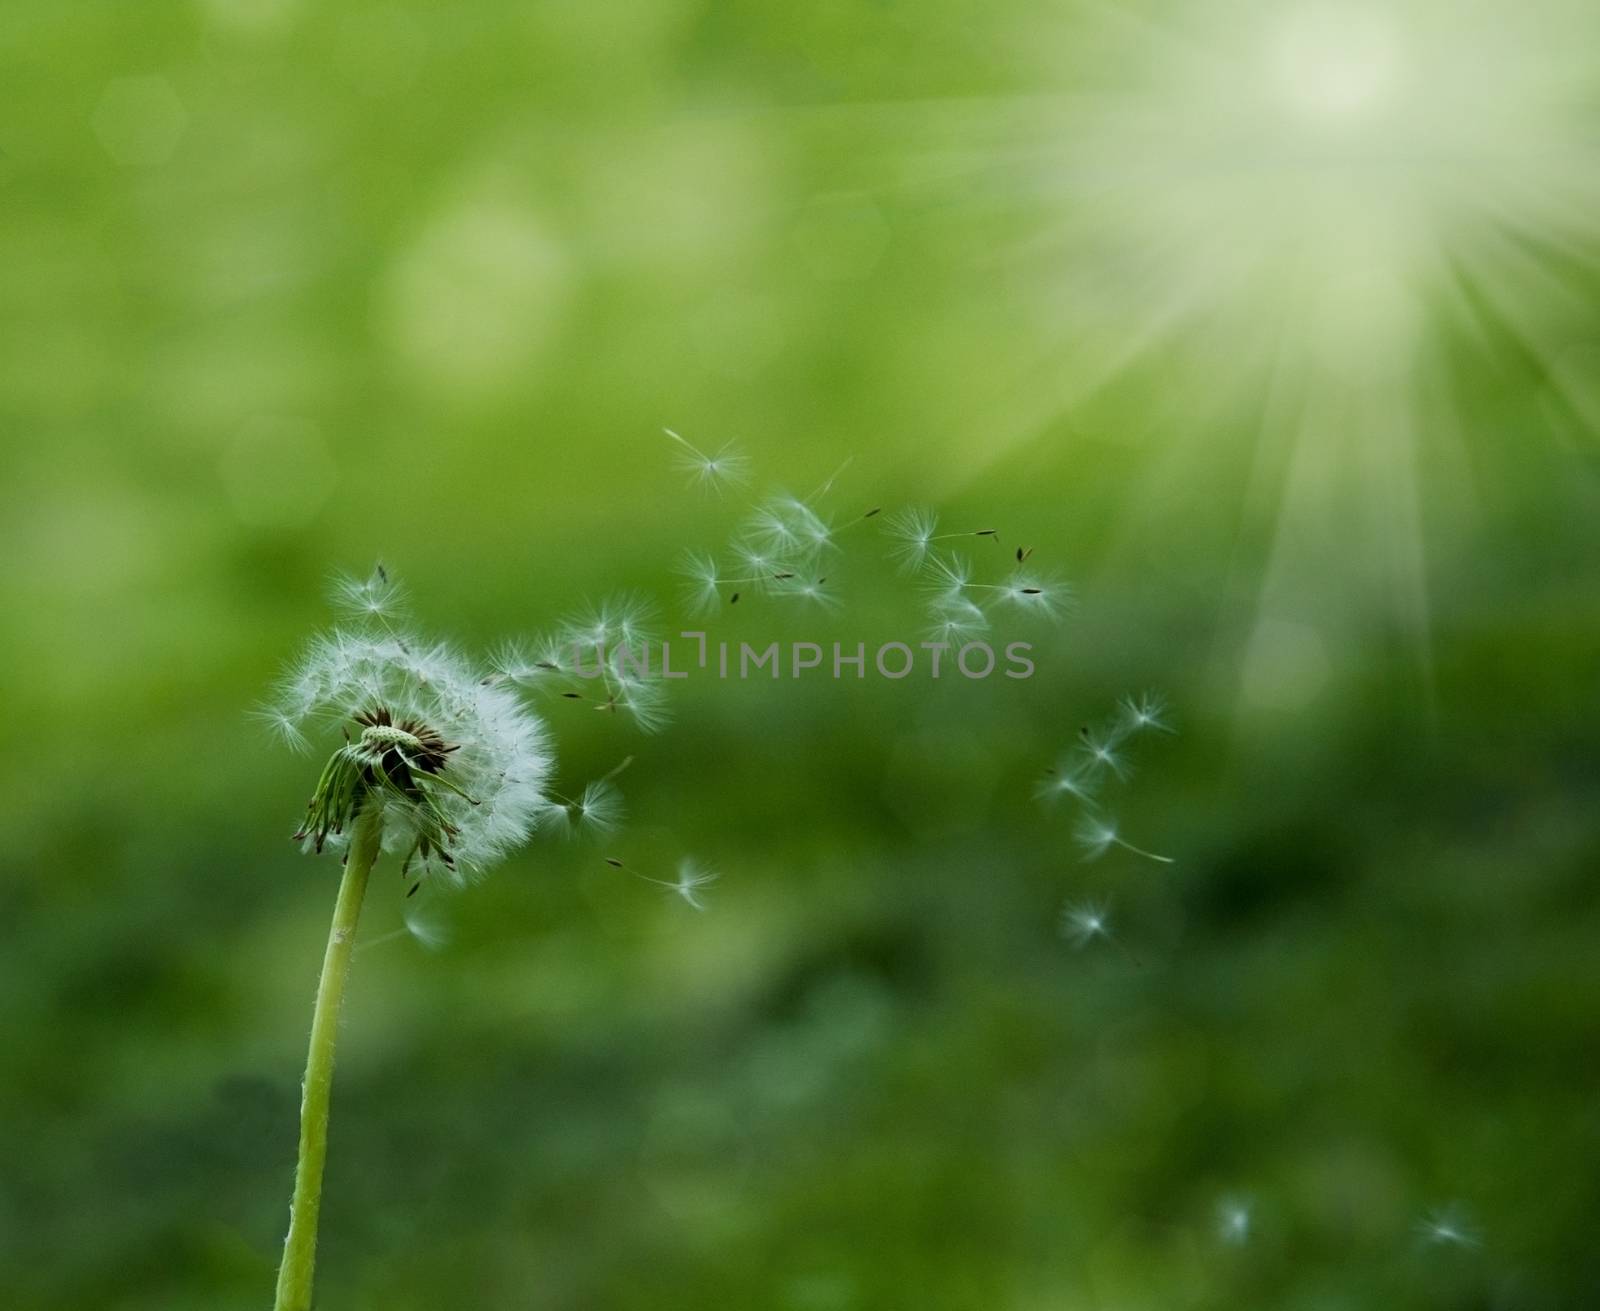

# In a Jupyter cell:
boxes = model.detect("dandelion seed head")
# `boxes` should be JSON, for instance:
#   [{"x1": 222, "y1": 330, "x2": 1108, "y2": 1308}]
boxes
[{"x1": 269, "y1": 573, "x2": 553, "y2": 885}]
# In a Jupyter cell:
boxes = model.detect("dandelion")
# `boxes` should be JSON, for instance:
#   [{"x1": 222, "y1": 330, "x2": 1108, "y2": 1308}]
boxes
[
  {"x1": 264, "y1": 570, "x2": 553, "y2": 1311},
  {"x1": 1216, "y1": 1196, "x2": 1253, "y2": 1245},
  {"x1": 1417, "y1": 1204, "x2": 1481, "y2": 1249},
  {"x1": 1074, "y1": 813, "x2": 1173, "y2": 865},
  {"x1": 663, "y1": 427, "x2": 750, "y2": 493},
  {"x1": 607, "y1": 855, "x2": 720, "y2": 910},
  {"x1": 1118, "y1": 690, "x2": 1175, "y2": 736}
]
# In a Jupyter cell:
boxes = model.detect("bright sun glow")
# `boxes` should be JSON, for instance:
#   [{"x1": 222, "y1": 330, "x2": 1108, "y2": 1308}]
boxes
[
  {"x1": 1274, "y1": 8, "x2": 1400, "y2": 124},
  {"x1": 898, "y1": 0, "x2": 1600, "y2": 702}
]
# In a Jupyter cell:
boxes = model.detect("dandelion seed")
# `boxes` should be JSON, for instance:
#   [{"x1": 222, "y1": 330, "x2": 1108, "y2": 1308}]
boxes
[
  {"x1": 1119, "y1": 690, "x2": 1175, "y2": 736},
  {"x1": 1059, "y1": 898, "x2": 1113, "y2": 948},
  {"x1": 1073, "y1": 813, "x2": 1173, "y2": 865},
  {"x1": 1034, "y1": 763, "x2": 1100, "y2": 806},
  {"x1": 1077, "y1": 726, "x2": 1132, "y2": 780},
  {"x1": 1417, "y1": 1205, "x2": 1481, "y2": 1249},
  {"x1": 251, "y1": 704, "x2": 311, "y2": 754},
  {"x1": 995, "y1": 574, "x2": 1068, "y2": 618},
  {"x1": 885, "y1": 507, "x2": 941, "y2": 572},
  {"x1": 545, "y1": 777, "x2": 625, "y2": 838},
  {"x1": 679, "y1": 551, "x2": 724, "y2": 614},
  {"x1": 1216, "y1": 1197, "x2": 1252, "y2": 1245},
  {"x1": 664, "y1": 427, "x2": 751, "y2": 493},
  {"x1": 607, "y1": 855, "x2": 720, "y2": 910},
  {"x1": 329, "y1": 565, "x2": 408, "y2": 623},
  {"x1": 778, "y1": 574, "x2": 840, "y2": 612},
  {"x1": 664, "y1": 858, "x2": 718, "y2": 910}
]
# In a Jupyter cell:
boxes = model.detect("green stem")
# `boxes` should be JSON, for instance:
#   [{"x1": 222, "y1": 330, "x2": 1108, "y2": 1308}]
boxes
[{"x1": 274, "y1": 803, "x2": 383, "y2": 1311}]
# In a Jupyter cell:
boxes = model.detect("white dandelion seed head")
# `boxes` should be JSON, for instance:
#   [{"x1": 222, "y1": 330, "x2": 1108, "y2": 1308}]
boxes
[
  {"x1": 268, "y1": 580, "x2": 553, "y2": 886},
  {"x1": 1060, "y1": 898, "x2": 1112, "y2": 949}
]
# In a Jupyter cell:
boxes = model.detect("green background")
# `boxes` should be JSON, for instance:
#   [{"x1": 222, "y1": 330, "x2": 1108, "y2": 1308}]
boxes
[{"x1": 3, "y1": 2, "x2": 1598, "y2": 1307}]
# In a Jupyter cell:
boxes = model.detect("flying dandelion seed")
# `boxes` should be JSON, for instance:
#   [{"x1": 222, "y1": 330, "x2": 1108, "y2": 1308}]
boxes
[
  {"x1": 1077, "y1": 726, "x2": 1132, "y2": 781},
  {"x1": 1034, "y1": 763, "x2": 1100, "y2": 807},
  {"x1": 328, "y1": 563, "x2": 409, "y2": 623},
  {"x1": 1059, "y1": 898, "x2": 1112, "y2": 948},
  {"x1": 1074, "y1": 814, "x2": 1173, "y2": 866},
  {"x1": 1216, "y1": 1196, "x2": 1253, "y2": 1245},
  {"x1": 1118, "y1": 691, "x2": 1175, "y2": 736},
  {"x1": 544, "y1": 776, "x2": 625, "y2": 839},
  {"x1": 1417, "y1": 1204, "x2": 1481, "y2": 1250},
  {"x1": 663, "y1": 427, "x2": 751, "y2": 493},
  {"x1": 608, "y1": 855, "x2": 720, "y2": 910}
]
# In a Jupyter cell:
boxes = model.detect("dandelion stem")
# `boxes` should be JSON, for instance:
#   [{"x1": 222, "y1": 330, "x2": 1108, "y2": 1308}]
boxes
[{"x1": 274, "y1": 803, "x2": 383, "y2": 1311}]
